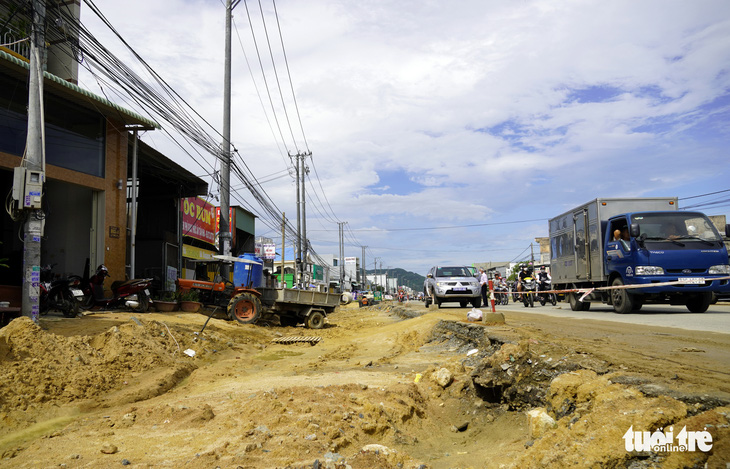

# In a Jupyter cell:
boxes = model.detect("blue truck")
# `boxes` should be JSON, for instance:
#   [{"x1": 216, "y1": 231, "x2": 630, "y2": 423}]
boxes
[{"x1": 549, "y1": 197, "x2": 730, "y2": 314}]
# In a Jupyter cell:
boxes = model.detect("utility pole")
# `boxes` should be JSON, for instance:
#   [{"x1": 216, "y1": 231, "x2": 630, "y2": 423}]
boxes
[
  {"x1": 373, "y1": 257, "x2": 380, "y2": 290},
  {"x1": 293, "y1": 152, "x2": 300, "y2": 287},
  {"x1": 292, "y1": 151, "x2": 312, "y2": 287},
  {"x1": 219, "y1": 0, "x2": 240, "y2": 280},
  {"x1": 338, "y1": 222, "x2": 347, "y2": 291},
  {"x1": 280, "y1": 212, "x2": 286, "y2": 288},
  {"x1": 300, "y1": 151, "x2": 311, "y2": 286},
  {"x1": 530, "y1": 243, "x2": 534, "y2": 266},
  {"x1": 21, "y1": 0, "x2": 46, "y2": 322},
  {"x1": 361, "y1": 245, "x2": 366, "y2": 288}
]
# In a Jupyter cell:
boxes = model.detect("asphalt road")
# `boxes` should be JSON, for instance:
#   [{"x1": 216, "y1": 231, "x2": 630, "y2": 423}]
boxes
[{"x1": 489, "y1": 299, "x2": 730, "y2": 334}]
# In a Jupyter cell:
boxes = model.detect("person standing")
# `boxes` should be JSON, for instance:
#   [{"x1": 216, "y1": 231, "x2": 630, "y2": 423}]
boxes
[{"x1": 478, "y1": 268, "x2": 489, "y2": 306}]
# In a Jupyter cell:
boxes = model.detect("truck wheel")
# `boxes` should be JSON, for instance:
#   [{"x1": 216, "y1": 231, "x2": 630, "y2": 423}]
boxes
[
  {"x1": 611, "y1": 278, "x2": 634, "y2": 314},
  {"x1": 686, "y1": 292, "x2": 712, "y2": 313},
  {"x1": 306, "y1": 311, "x2": 325, "y2": 329},
  {"x1": 568, "y1": 292, "x2": 590, "y2": 311},
  {"x1": 228, "y1": 292, "x2": 262, "y2": 324}
]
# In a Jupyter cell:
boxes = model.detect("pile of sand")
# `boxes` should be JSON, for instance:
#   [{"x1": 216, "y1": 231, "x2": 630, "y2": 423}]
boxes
[{"x1": 0, "y1": 316, "x2": 197, "y2": 434}]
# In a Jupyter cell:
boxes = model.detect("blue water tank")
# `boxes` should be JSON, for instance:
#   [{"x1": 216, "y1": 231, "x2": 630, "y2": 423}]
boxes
[{"x1": 233, "y1": 253, "x2": 264, "y2": 288}]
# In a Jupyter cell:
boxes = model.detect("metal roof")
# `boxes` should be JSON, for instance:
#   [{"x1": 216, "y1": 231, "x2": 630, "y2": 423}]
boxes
[{"x1": 0, "y1": 49, "x2": 159, "y2": 130}]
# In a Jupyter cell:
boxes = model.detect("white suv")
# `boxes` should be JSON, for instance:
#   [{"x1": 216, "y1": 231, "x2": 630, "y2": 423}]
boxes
[{"x1": 423, "y1": 265, "x2": 481, "y2": 308}]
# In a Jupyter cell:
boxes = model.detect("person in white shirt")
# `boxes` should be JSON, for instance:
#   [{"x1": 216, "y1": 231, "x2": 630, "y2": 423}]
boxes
[{"x1": 478, "y1": 268, "x2": 489, "y2": 306}]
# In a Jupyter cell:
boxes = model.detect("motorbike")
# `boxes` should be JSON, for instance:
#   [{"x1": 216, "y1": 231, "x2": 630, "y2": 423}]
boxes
[
  {"x1": 39, "y1": 264, "x2": 84, "y2": 318},
  {"x1": 510, "y1": 280, "x2": 521, "y2": 303},
  {"x1": 80, "y1": 264, "x2": 153, "y2": 312},
  {"x1": 520, "y1": 276, "x2": 536, "y2": 307},
  {"x1": 537, "y1": 279, "x2": 557, "y2": 306},
  {"x1": 493, "y1": 281, "x2": 509, "y2": 305}
]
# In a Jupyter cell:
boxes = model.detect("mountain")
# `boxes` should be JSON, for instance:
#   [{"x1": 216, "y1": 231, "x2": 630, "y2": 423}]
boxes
[{"x1": 366, "y1": 267, "x2": 425, "y2": 292}]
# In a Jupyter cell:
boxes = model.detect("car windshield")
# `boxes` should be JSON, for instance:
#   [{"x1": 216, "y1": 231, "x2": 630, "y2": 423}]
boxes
[
  {"x1": 435, "y1": 267, "x2": 472, "y2": 277},
  {"x1": 631, "y1": 212, "x2": 722, "y2": 242}
]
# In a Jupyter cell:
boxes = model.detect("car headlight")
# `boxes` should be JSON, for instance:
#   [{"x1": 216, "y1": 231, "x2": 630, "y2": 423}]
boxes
[
  {"x1": 436, "y1": 282, "x2": 447, "y2": 287},
  {"x1": 635, "y1": 266, "x2": 665, "y2": 275},
  {"x1": 709, "y1": 264, "x2": 730, "y2": 274}
]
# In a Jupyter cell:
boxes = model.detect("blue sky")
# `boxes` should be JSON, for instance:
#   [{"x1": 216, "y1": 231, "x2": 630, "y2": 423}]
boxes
[{"x1": 81, "y1": 0, "x2": 730, "y2": 275}]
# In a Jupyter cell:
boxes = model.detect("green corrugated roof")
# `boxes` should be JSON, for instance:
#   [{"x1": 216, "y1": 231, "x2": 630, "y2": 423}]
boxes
[{"x1": 0, "y1": 49, "x2": 159, "y2": 129}]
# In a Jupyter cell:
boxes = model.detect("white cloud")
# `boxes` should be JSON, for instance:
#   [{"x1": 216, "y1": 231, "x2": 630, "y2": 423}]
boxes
[{"x1": 81, "y1": 0, "x2": 730, "y2": 274}]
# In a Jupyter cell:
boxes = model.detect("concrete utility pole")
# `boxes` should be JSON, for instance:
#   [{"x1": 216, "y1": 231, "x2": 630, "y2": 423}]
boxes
[
  {"x1": 530, "y1": 243, "x2": 534, "y2": 265},
  {"x1": 361, "y1": 245, "x2": 367, "y2": 288},
  {"x1": 280, "y1": 212, "x2": 286, "y2": 287},
  {"x1": 300, "y1": 153, "x2": 307, "y2": 285},
  {"x1": 292, "y1": 151, "x2": 312, "y2": 287},
  {"x1": 21, "y1": 0, "x2": 46, "y2": 322},
  {"x1": 338, "y1": 222, "x2": 345, "y2": 290},
  {"x1": 293, "y1": 152, "x2": 301, "y2": 286},
  {"x1": 220, "y1": 0, "x2": 241, "y2": 280},
  {"x1": 129, "y1": 129, "x2": 139, "y2": 278}
]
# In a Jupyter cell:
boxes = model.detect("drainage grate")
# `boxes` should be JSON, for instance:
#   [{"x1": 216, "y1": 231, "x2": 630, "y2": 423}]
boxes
[{"x1": 272, "y1": 336, "x2": 322, "y2": 346}]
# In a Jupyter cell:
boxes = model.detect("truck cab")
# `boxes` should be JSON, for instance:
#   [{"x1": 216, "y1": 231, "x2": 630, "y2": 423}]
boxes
[{"x1": 604, "y1": 211, "x2": 730, "y2": 313}]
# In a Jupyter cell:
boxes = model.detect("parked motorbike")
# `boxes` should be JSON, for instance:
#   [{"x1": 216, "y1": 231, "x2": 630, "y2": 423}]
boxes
[
  {"x1": 80, "y1": 264, "x2": 153, "y2": 312},
  {"x1": 39, "y1": 264, "x2": 84, "y2": 318},
  {"x1": 537, "y1": 279, "x2": 557, "y2": 306},
  {"x1": 520, "y1": 277, "x2": 536, "y2": 307}
]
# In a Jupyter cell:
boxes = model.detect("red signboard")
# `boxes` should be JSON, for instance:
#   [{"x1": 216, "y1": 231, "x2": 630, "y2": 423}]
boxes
[
  {"x1": 215, "y1": 207, "x2": 236, "y2": 245},
  {"x1": 181, "y1": 197, "x2": 216, "y2": 245}
]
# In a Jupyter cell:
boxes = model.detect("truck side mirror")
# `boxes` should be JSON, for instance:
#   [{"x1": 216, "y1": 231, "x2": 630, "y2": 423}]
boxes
[
  {"x1": 725, "y1": 224, "x2": 730, "y2": 238},
  {"x1": 630, "y1": 223, "x2": 640, "y2": 238}
]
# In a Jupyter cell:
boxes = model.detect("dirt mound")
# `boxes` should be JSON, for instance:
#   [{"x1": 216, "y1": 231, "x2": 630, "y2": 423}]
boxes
[
  {"x1": 512, "y1": 369, "x2": 730, "y2": 468},
  {"x1": 0, "y1": 316, "x2": 197, "y2": 435}
]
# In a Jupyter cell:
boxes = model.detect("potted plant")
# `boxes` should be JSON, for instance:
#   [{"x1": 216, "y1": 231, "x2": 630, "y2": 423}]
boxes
[
  {"x1": 153, "y1": 290, "x2": 178, "y2": 312},
  {"x1": 179, "y1": 289, "x2": 202, "y2": 312}
]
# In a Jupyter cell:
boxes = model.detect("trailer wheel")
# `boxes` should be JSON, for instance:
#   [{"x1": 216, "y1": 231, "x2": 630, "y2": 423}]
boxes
[
  {"x1": 306, "y1": 311, "x2": 325, "y2": 329},
  {"x1": 611, "y1": 278, "x2": 634, "y2": 314},
  {"x1": 686, "y1": 292, "x2": 712, "y2": 313},
  {"x1": 228, "y1": 292, "x2": 262, "y2": 324}
]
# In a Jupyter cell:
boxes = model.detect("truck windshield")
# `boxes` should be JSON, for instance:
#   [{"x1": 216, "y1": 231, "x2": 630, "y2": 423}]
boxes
[{"x1": 630, "y1": 212, "x2": 722, "y2": 243}]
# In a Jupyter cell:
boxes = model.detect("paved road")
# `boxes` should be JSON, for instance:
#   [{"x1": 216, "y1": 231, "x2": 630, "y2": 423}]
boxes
[{"x1": 489, "y1": 300, "x2": 730, "y2": 334}]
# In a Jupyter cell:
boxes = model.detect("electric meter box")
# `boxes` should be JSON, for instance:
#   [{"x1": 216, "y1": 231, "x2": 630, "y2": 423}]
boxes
[{"x1": 12, "y1": 167, "x2": 44, "y2": 209}]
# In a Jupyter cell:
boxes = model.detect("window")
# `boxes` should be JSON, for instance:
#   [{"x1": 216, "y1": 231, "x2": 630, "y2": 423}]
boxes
[{"x1": 0, "y1": 72, "x2": 106, "y2": 177}]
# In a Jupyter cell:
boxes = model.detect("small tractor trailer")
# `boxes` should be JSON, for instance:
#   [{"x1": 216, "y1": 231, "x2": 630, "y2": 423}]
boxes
[{"x1": 549, "y1": 197, "x2": 730, "y2": 314}]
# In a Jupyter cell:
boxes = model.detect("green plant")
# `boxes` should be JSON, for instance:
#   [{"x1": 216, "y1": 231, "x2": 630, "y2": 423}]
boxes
[
  {"x1": 155, "y1": 290, "x2": 177, "y2": 302},
  {"x1": 179, "y1": 289, "x2": 200, "y2": 302}
]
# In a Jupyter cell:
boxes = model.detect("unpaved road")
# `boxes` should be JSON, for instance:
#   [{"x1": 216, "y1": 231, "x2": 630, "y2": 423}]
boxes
[{"x1": 0, "y1": 300, "x2": 728, "y2": 468}]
